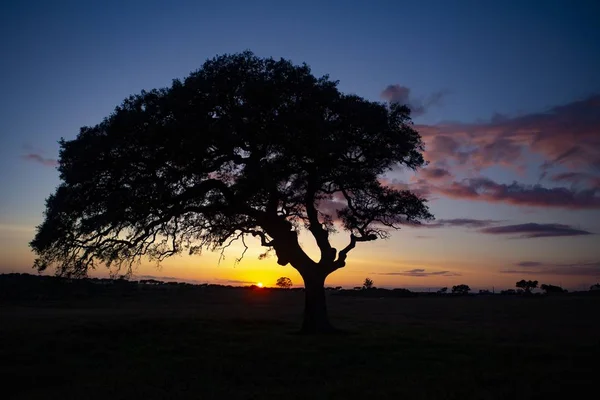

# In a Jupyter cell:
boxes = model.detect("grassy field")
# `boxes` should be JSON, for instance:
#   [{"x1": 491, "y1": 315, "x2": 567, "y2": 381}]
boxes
[{"x1": 1, "y1": 286, "x2": 598, "y2": 399}]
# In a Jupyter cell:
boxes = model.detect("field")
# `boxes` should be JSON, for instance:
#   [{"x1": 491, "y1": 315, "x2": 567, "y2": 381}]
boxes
[{"x1": 1, "y1": 282, "x2": 599, "y2": 399}]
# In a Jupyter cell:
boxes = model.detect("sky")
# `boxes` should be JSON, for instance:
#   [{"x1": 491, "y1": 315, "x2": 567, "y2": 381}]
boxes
[{"x1": 1, "y1": 0, "x2": 599, "y2": 291}]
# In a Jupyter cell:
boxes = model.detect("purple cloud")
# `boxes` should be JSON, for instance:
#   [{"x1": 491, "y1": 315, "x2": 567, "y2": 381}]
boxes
[
  {"x1": 419, "y1": 167, "x2": 453, "y2": 180},
  {"x1": 500, "y1": 262, "x2": 600, "y2": 277},
  {"x1": 516, "y1": 261, "x2": 543, "y2": 267},
  {"x1": 551, "y1": 172, "x2": 600, "y2": 189},
  {"x1": 433, "y1": 177, "x2": 600, "y2": 209},
  {"x1": 377, "y1": 269, "x2": 461, "y2": 277},
  {"x1": 420, "y1": 218, "x2": 502, "y2": 229},
  {"x1": 479, "y1": 223, "x2": 593, "y2": 238}
]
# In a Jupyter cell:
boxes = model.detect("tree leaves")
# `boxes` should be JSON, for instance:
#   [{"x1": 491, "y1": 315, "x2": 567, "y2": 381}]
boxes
[{"x1": 31, "y1": 51, "x2": 433, "y2": 278}]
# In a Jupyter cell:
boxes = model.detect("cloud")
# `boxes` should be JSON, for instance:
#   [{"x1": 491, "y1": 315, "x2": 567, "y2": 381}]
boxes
[
  {"x1": 135, "y1": 275, "x2": 184, "y2": 281},
  {"x1": 516, "y1": 261, "x2": 542, "y2": 267},
  {"x1": 419, "y1": 218, "x2": 502, "y2": 229},
  {"x1": 403, "y1": 95, "x2": 600, "y2": 210},
  {"x1": 381, "y1": 84, "x2": 448, "y2": 117},
  {"x1": 500, "y1": 262, "x2": 600, "y2": 277},
  {"x1": 22, "y1": 153, "x2": 58, "y2": 167},
  {"x1": 417, "y1": 94, "x2": 600, "y2": 172},
  {"x1": 212, "y1": 278, "x2": 257, "y2": 285},
  {"x1": 551, "y1": 172, "x2": 600, "y2": 189},
  {"x1": 377, "y1": 269, "x2": 461, "y2": 277},
  {"x1": 419, "y1": 167, "x2": 453, "y2": 181},
  {"x1": 432, "y1": 177, "x2": 600, "y2": 209},
  {"x1": 479, "y1": 223, "x2": 593, "y2": 238}
]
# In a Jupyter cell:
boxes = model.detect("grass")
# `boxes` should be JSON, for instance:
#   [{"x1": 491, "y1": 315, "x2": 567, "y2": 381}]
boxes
[{"x1": 1, "y1": 288, "x2": 598, "y2": 399}]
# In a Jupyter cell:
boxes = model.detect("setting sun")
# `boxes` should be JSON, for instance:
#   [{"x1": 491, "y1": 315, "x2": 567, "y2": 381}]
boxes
[{"x1": 256, "y1": 282, "x2": 263, "y2": 288}]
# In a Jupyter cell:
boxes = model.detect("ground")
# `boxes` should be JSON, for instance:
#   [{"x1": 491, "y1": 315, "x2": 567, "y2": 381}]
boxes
[{"x1": 1, "y1": 285, "x2": 598, "y2": 399}]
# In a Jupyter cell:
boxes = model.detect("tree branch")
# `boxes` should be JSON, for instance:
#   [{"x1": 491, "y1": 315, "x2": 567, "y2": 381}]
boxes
[{"x1": 328, "y1": 233, "x2": 376, "y2": 273}]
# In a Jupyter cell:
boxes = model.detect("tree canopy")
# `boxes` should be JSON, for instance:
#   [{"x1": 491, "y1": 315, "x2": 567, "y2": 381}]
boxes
[
  {"x1": 276, "y1": 277, "x2": 293, "y2": 289},
  {"x1": 452, "y1": 284, "x2": 471, "y2": 295},
  {"x1": 30, "y1": 51, "x2": 433, "y2": 332},
  {"x1": 516, "y1": 280, "x2": 538, "y2": 293}
]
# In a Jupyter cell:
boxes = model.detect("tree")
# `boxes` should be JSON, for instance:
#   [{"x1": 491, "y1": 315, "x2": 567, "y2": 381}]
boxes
[
  {"x1": 516, "y1": 280, "x2": 538, "y2": 294},
  {"x1": 363, "y1": 278, "x2": 374, "y2": 290},
  {"x1": 452, "y1": 284, "x2": 470, "y2": 295},
  {"x1": 276, "y1": 277, "x2": 293, "y2": 289},
  {"x1": 437, "y1": 287, "x2": 448, "y2": 294},
  {"x1": 591, "y1": 283, "x2": 600, "y2": 291},
  {"x1": 540, "y1": 284, "x2": 566, "y2": 294},
  {"x1": 30, "y1": 51, "x2": 432, "y2": 333}
]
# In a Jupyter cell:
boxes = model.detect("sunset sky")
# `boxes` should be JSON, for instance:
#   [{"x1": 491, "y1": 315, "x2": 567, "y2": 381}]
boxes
[{"x1": 1, "y1": 0, "x2": 599, "y2": 291}]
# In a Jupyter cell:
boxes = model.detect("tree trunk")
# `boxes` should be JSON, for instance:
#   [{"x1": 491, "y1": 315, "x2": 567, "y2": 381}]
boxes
[{"x1": 300, "y1": 273, "x2": 335, "y2": 334}]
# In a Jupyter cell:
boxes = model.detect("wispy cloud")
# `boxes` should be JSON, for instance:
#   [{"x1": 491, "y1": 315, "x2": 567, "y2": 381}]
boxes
[
  {"x1": 21, "y1": 153, "x2": 58, "y2": 167},
  {"x1": 479, "y1": 223, "x2": 593, "y2": 238},
  {"x1": 433, "y1": 177, "x2": 600, "y2": 209},
  {"x1": 377, "y1": 268, "x2": 461, "y2": 277},
  {"x1": 516, "y1": 261, "x2": 542, "y2": 267},
  {"x1": 500, "y1": 262, "x2": 600, "y2": 277},
  {"x1": 419, "y1": 218, "x2": 502, "y2": 229}
]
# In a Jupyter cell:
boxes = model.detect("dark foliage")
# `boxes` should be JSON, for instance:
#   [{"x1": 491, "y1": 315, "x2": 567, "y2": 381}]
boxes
[
  {"x1": 452, "y1": 284, "x2": 471, "y2": 295},
  {"x1": 540, "y1": 284, "x2": 567, "y2": 294},
  {"x1": 516, "y1": 280, "x2": 538, "y2": 294},
  {"x1": 276, "y1": 277, "x2": 293, "y2": 289}
]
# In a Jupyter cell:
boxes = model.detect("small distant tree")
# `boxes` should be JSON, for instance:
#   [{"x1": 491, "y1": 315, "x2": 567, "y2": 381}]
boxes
[
  {"x1": 363, "y1": 278, "x2": 374, "y2": 290},
  {"x1": 276, "y1": 277, "x2": 293, "y2": 289},
  {"x1": 540, "y1": 283, "x2": 566, "y2": 294},
  {"x1": 590, "y1": 283, "x2": 600, "y2": 291},
  {"x1": 452, "y1": 284, "x2": 470, "y2": 295},
  {"x1": 516, "y1": 279, "x2": 538, "y2": 294},
  {"x1": 437, "y1": 287, "x2": 448, "y2": 294},
  {"x1": 479, "y1": 289, "x2": 491, "y2": 295}
]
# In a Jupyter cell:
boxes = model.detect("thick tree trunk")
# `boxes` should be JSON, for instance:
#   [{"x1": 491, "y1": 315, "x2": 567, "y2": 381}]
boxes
[{"x1": 300, "y1": 273, "x2": 335, "y2": 334}]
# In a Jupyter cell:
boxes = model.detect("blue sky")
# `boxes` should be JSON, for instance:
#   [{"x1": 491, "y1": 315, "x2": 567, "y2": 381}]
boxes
[{"x1": 1, "y1": 0, "x2": 599, "y2": 290}]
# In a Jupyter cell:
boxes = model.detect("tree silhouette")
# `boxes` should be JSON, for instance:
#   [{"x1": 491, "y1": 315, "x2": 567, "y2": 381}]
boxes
[
  {"x1": 437, "y1": 287, "x2": 448, "y2": 294},
  {"x1": 276, "y1": 277, "x2": 293, "y2": 289},
  {"x1": 591, "y1": 283, "x2": 600, "y2": 291},
  {"x1": 29, "y1": 51, "x2": 432, "y2": 333},
  {"x1": 452, "y1": 284, "x2": 470, "y2": 295},
  {"x1": 516, "y1": 280, "x2": 538, "y2": 294},
  {"x1": 363, "y1": 277, "x2": 374, "y2": 290},
  {"x1": 540, "y1": 284, "x2": 566, "y2": 294}
]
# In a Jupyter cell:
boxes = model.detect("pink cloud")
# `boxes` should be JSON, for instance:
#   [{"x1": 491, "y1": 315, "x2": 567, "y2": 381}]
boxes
[
  {"x1": 415, "y1": 94, "x2": 600, "y2": 173},
  {"x1": 21, "y1": 153, "x2": 58, "y2": 167}
]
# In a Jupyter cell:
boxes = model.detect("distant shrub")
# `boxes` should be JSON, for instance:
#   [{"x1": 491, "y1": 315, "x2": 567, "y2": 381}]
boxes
[
  {"x1": 452, "y1": 284, "x2": 471, "y2": 295},
  {"x1": 276, "y1": 277, "x2": 293, "y2": 289},
  {"x1": 540, "y1": 284, "x2": 567, "y2": 294}
]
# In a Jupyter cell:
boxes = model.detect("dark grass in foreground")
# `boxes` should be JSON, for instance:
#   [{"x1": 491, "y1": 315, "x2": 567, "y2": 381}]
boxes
[{"x1": 1, "y1": 286, "x2": 599, "y2": 399}]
